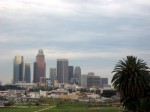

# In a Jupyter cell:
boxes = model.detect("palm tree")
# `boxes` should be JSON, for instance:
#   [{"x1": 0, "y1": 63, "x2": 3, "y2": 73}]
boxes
[{"x1": 111, "y1": 56, "x2": 150, "y2": 111}]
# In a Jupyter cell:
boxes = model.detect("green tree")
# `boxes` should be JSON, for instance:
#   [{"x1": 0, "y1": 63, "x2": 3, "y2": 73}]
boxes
[
  {"x1": 111, "y1": 56, "x2": 150, "y2": 111},
  {"x1": 4, "y1": 100, "x2": 15, "y2": 107}
]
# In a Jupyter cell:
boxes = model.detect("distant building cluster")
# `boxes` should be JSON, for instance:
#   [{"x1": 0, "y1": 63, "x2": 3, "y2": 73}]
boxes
[
  {"x1": 13, "y1": 49, "x2": 108, "y2": 88},
  {"x1": 81, "y1": 73, "x2": 108, "y2": 88}
]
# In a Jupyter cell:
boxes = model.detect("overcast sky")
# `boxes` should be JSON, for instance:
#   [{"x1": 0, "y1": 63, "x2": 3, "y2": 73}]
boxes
[{"x1": 0, "y1": 0, "x2": 150, "y2": 84}]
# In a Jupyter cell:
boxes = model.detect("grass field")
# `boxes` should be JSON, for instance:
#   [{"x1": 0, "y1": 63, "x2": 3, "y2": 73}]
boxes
[
  {"x1": 0, "y1": 107, "x2": 122, "y2": 112},
  {"x1": 0, "y1": 108, "x2": 39, "y2": 112},
  {"x1": 0, "y1": 103, "x2": 123, "y2": 112},
  {"x1": 0, "y1": 99, "x2": 123, "y2": 112}
]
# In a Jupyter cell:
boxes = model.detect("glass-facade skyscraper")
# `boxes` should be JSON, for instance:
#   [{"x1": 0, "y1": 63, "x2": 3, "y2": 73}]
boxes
[
  {"x1": 57, "y1": 59, "x2": 68, "y2": 83},
  {"x1": 68, "y1": 66, "x2": 74, "y2": 83},
  {"x1": 13, "y1": 56, "x2": 24, "y2": 84},
  {"x1": 33, "y1": 49, "x2": 46, "y2": 83},
  {"x1": 50, "y1": 68, "x2": 56, "y2": 85},
  {"x1": 74, "y1": 66, "x2": 81, "y2": 85},
  {"x1": 24, "y1": 62, "x2": 31, "y2": 83}
]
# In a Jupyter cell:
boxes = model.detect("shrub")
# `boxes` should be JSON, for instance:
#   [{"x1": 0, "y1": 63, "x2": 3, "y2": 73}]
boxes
[
  {"x1": 35, "y1": 102, "x2": 40, "y2": 106},
  {"x1": 4, "y1": 101, "x2": 15, "y2": 106}
]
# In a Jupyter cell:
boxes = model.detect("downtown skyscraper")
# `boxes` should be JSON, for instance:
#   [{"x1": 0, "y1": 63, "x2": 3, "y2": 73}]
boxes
[
  {"x1": 74, "y1": 66, "x2": 81, "y2": 85},
  {"x1": 13, "y1": 56, "x2": 24, "y2": 84},
  {"x1": 13, "y1": 56, "x2": 31, "y2": 84},
  {"x1": 68, "y1": 66, "x2": 74, "y2": 83},
  {"x1": 24, "y1": 62, "x2": 31, "y2": 83},
  {"x1": 20, "y1": 62, "x2": 31, "y2": 83},
  {"x1": 33, "y1": 49, "x2": 46, "y2": 83},
  {"x1": 50, "y1": 68, "x2": 56, "y2": 85},
  {"x1": 57, "y1": 59, "x2": 68, "y2": 83}
]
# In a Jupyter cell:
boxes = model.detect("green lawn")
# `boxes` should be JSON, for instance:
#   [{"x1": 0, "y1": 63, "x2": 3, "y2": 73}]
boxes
[
  {"x1": 0, "y1": 99, "x2": 123, "y2": 112},
  {"x1": 0, "y1": 108, "x2": 39, "y2": 112},
  {"x1": 0, "y1": 107, "x2": 122, "y2": 112},
  {"x1": 47, "y1": 107, "x2": 122, "y2": 112},
  {"x1": 48, "y1": 102, "x2": 122, "y2": 112}
]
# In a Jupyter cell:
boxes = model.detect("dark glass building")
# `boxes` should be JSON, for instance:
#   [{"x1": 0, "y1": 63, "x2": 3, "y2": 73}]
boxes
[
  {"x1": 57, "y1": 59, "x2": 68, "y2": 83},
  {"x1": 13, "y1": 56, "x2": 24, "y2": 84},
  {"x1": 24, "y1": 62, "x2": 31, "y2": 83},
  {"x1": 68, "y1": 66, "x2": 74, "y2": 83}
]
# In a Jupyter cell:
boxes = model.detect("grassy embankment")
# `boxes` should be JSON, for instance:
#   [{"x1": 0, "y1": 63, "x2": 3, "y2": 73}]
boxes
[{"x1": 0, "y1": 99, "x2": 123, "y2": 112}]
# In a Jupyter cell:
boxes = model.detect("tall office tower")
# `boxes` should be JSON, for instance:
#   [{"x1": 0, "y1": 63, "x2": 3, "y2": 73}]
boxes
[
  {"x1": 24, "y1": 62, "x2": 31, "y2": 83},
  {"x1": 13, "y1": 56, "x2": 24, "y2": 84},
  {"x1": 74, "y1": 66, "x2": 81, "y2": 85},
  {"x1": 68, "y1": 66, "x2": 74, "y2": 83},
  {"x1": 57, "y1": 59, "x2": 68, "y2": 83},
  {"x1": 33, "y1": 49, "x2": 46, "y2": 83},
  {"x1": 50, "y1": 68, "x2": 56, "y2": 85},
  {"x1": 20, "y1": 62, "x2": 25, "y2": 82}
]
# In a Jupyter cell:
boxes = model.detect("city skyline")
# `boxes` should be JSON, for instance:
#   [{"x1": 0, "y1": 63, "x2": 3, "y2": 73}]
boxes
[
  {"x1": 0, "y1": 0, "x2": 150, "y2": 84},
  {"x1": 13, "y1": 51, "x2": 108, "y2": 86}
]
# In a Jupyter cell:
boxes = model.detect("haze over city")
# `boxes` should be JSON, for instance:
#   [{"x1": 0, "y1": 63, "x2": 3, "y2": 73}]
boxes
[{"x1": 0, "y1": 0, "x2": 150, "y2": 84}]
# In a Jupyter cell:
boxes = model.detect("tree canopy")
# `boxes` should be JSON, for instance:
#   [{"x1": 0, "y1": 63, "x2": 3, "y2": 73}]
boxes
[{"x1": 111, "y1": 56, "x2": 150, "y2": 111}]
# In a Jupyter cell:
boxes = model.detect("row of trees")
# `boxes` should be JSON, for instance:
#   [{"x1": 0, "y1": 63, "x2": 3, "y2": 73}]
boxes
[
  {"x1": 112, "y1": 56, "x2": 150, "y2": 112},
  {"x1": 0, "y1": 85, "x2": 25, "y2": 90}
]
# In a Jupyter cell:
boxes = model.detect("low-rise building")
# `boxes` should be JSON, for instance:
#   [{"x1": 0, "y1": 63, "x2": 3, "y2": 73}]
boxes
[
  {"x1": 87, "y1": 75, "x2": 100, "y2": 87},
  {"x1": 100, "y1": 78, "x2": 108, "y2": 87},
  {"x1": 29, "y1": 92, "x2": 40, "y2": 98},
  {"x1": 15, "y1": 82, "x2": 37, "y2": 89}
]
